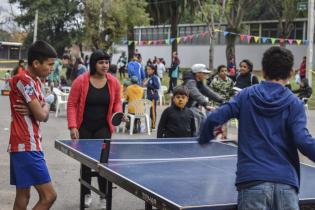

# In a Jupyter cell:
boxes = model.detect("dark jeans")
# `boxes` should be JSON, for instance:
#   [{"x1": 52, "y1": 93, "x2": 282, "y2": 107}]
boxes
[
  {"x1": 79, "y1": 125, "x2": 111, "y2": 197},
  {"x1": 168, "y1": 77, "x2": 177, "y2": 93}
]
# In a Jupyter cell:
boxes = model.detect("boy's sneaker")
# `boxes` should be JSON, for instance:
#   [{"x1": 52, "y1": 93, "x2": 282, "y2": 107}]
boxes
[
  {"x1": 84, "y1": 194, "x2": 92, "y2": 208},
  {"x1": 98, "y1": 198, "x2": 106, "y2": 209}
]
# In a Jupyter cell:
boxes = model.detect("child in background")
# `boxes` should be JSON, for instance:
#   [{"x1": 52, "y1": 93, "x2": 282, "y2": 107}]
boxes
[
  {"x1": 143, "y1": 64, "x2": 160, "y2": 130},
  {"x1": 235, "y1": 59, "x2": 259, "y2": 89},
  {"x1": 157, "y1": 86, "x2": 195, "y2": 138},
  {"x1": 293, "y1": 78, "x2": 313, "y2": 103}
]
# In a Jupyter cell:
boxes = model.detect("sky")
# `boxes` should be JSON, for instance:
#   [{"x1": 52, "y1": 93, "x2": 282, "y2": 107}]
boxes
[{"x1": 0, "y1": 0, "x2": 19, "y2": 31}]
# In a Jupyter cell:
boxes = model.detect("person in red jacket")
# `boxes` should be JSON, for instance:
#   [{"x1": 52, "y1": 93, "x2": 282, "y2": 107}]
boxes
[{"x1": 67, "y1": 49, "x2": 122, "y2": 208}]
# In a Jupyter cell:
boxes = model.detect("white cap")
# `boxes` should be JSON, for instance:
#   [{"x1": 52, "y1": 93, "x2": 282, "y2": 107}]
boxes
[{"x1": 191, "y1": 64, "x2": 210, "y2": 74}]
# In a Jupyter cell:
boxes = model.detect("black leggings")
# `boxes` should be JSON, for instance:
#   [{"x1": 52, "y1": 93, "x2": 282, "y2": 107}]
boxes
[{"x1": 79, "y1": 125, "x2": 111, "y2": 197}]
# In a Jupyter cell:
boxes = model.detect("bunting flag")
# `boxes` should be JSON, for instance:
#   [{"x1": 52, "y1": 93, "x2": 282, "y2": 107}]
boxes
[
  {"x1": 288, "y1": 39, "x2": 293, "y2": 45},
  {"x1": 240, "y1": 34, "x2": 246, "y2": 41},
  {"x1": 246, "y1": 35, "x2": 252, "y2": 43},
  {"x1": 262, "y1": 37, "x2": 268, "y2": 43},
  {"x1": 200, "y1": 32, "x2": 207, "y2": 38},
  {"x1": 125, "y1": 28, "x2": 308, "y2": 46}
]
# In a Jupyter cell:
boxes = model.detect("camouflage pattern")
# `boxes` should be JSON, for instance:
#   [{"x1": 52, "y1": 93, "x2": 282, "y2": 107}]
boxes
[{"x1": 210, "y1": 75, "x2": 234, "y2": 101}]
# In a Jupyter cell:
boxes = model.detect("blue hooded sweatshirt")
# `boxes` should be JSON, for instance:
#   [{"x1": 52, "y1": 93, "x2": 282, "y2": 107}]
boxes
[{"x1": 199, "y1": 81, "x2": 315, "y2": 190}]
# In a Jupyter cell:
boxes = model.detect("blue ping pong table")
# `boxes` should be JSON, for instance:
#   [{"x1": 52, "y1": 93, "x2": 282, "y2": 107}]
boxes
[{"x1": 55, "y1": 138, "x2": 315, "y2": 210}]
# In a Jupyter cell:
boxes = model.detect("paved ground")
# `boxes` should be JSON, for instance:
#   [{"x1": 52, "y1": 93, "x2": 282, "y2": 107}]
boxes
[{"x1": 0, "y1": 91, "x2": 315, "y2": 210}]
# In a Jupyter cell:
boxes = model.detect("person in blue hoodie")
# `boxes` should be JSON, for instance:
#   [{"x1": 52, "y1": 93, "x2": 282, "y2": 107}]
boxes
[
  {"x1": 143, "y1": 64, "x2": 160, "y2": 130},
  {"x1": 198, "y1": 46, "x2": 315, "y2": 210}
]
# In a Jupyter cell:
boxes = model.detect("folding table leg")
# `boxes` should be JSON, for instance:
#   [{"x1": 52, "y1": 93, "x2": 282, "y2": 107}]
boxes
[
  {"x1": 145, "y1": 202, "x2": 152, "y2": 210},
  {"x1": 106, "y1": 180, "x2": 113, "y2": 210},
  {"x1": 80, "y1": 164, "x2": 90, "y2": 210}
]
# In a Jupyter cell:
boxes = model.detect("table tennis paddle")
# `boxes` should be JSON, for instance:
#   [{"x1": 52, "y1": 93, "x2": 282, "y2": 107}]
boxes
[{"x1": 111, "y1": 112, "x2": 124, "y2": 126}]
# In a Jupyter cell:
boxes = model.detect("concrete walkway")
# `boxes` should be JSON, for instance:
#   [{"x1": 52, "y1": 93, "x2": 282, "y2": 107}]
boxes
[{"x1": 0, "y1": 94, "x2": 315, "y2": 210}]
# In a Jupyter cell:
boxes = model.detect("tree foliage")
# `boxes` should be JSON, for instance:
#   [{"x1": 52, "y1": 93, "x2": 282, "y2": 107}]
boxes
[
  {"x1": 147, "y1": 0, "x2": 198, "y2": 55},
  {"x1": 9, "y1": 0, "x2": 82, "y2": 56},
  {"x1": 224, "y1": 0, "x2": 256, "y2": 62},
  {"x1": 83, "y1": 0, "x2": 149, "y2": 53}
]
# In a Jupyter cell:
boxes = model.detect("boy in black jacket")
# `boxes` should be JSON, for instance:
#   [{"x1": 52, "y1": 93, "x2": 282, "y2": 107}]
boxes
[{"x1": 157, "y1": 86, "x2": 196, "y2": 138}]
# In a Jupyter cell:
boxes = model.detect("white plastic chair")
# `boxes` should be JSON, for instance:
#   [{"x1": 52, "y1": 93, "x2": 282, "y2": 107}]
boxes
[
  {"x1": 158, "y1": 85, "x2": 168, "y2": 106},
  {"x1": 53, "y1": 88, "x2": 68, "y2": 117},
  {"x1": 61, "y1": 86, "x2": 71, "y2": 93},
  {"x1": 123, "y1": 99, "x2": 152, "y2": 135}
]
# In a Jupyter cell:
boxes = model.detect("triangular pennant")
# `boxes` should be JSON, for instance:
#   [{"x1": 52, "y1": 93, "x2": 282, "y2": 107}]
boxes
[
  {"x1": 139, "y1": 41, "x2": 143, "y2": 45},
  {"x1": 262, "y1": 37, "x2": 268, "y2": 43},
  {"x1": 165, "y1": 39, "x2": 170, "y2": 45},
  {"x1": 122, "y1": 40, "x2": 128, "y2": 45},
  {"x1": 224, "y1": 31, "x2": 230, "y2": 37},
  {"x1": 170, "y1": 38, "x2": 175, "y2": 43},
  {"x1": 147, "y1": 41, "x2": 152, "y2": 45},
  {"x1": 214, "y1": 28, "x2": 220, "y2": 32},
  {"x1": 271, "y1": 38, "x2": 276, "y2": 44},
  {"x1": 188, "y1": 35, "x2": 194, "y2": 40},
  {"x1": 296, "y1": 39, "x2": 302, "y2": 45},
  {"x1": 254, "y1": 36, "x2": 260, "y2": 43},
  {"x1": 176, "y1": 37, "x2": 181, "y2": 43},
  {"x1": 304, "y1": 40, "x2": 309, "y2": 45},
  {"x1": 183, "y1": 36, "x2": 189, "y2": 42},
  {"x1": 246, "y1": 35, "x2": 252, "y2": 43},
  {"x1": 240, "y1": 34, "x2": 246, "y2": 41},
  {"x1": 200, "y1": 32, "x2": 207, "y2": 38},
  {"x1": 128, "y1": 41, "x2": 133, "y2": 45},
  {"x1": 134, "y1": 41, "x2": 138, "y2": 45},
  {"x1": 288, "y1": 39, "x2": 293, "y2": 45}
]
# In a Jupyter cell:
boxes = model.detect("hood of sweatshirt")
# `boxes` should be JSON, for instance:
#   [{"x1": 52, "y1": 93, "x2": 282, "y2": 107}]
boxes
[
  {"x1": 182, "y1": 71, "x2": 195, "y2": 81},
  {"x1": 249, "y1": 81, "x2": 295, "y2": 116}
]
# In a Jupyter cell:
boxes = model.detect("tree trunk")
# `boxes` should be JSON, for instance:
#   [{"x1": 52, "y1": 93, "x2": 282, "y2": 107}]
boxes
[
  {"x1": 225, "y1": 34, "x2": 237, "y2": 64},
  {"x1": 209, "y1": 36, "x2": 214, "y2": 70},
  {"x1": 127, "y1": 25, "x2": 135, "y2": 62},
  {"x1": 170, "y1": 14, "x2": 178, "y2": 58}
]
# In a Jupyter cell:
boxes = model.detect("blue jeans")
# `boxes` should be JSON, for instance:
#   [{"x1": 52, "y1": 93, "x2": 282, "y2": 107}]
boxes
[{"x1": 238, "y1": 182, "x2": 299, "y2": 210}]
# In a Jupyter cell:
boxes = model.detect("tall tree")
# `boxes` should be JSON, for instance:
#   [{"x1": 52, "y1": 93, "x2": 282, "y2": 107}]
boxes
[
  {"x1": 9, "y1": 0, "x2": 82, "y2": 56},
  {"x1": 266, "y1": 0, "x2": 299, "y2": 46},
  {"x1": 147, "y1": 0, "x2": 198, "y2": 56},
  {"x1": 224, "y1": 0, "x2": 256, "y2": 63},
  {"x1": 196, "y1": 0, "x2": 226, "y2": 70}
]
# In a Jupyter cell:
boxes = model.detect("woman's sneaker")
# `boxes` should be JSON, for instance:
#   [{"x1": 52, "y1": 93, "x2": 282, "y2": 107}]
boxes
[{"x1": 84, "y1": 194, "x2": 92, "y2": 208}]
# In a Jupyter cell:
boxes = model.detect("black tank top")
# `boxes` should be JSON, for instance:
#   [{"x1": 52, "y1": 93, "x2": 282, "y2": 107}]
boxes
[{"x1": 82, "y1": 81, "x2": 110, "y2": 132}]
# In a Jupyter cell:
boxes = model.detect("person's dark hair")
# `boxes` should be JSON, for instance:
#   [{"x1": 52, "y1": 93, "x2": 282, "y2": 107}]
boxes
[
  {"x1": 89, "y1": 50, "x2": 111, "y2": 75},
  {"x1": 173, "y1": 85, "x2": 189, "y2": 97},
  {"x1": 109, "y1": 64, "x2": 117, "y2": 75},
  {"x1": 27, "y1": 40, "x2": 57, "y2": 66},
  {"x1": 262, "y1": 46, "x2": 294, "y2": 80},
  {"x1": 147, "y1": 64, "x2": 157, "y2": 75},
  {"x1": 301, "y1": 78, "x2": 309, "y2": 87},
  {"x1": 62, "y1": 54, "x2": 70, "y2": 60},
  {"x1": 18, "y1": 59, "x2": 24, "y2": 65},
  {"x1": 217, "y1": 65, "x2": 227, "y2": 73},
  {"x1": 240, "y1": 59, "x2": 253, "y2": 72}
]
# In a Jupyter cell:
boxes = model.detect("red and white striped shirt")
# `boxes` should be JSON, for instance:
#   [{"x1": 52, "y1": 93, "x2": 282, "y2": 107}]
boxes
[{"x1": 8, "y1": 71, "x2": 45, "y2": 152}]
